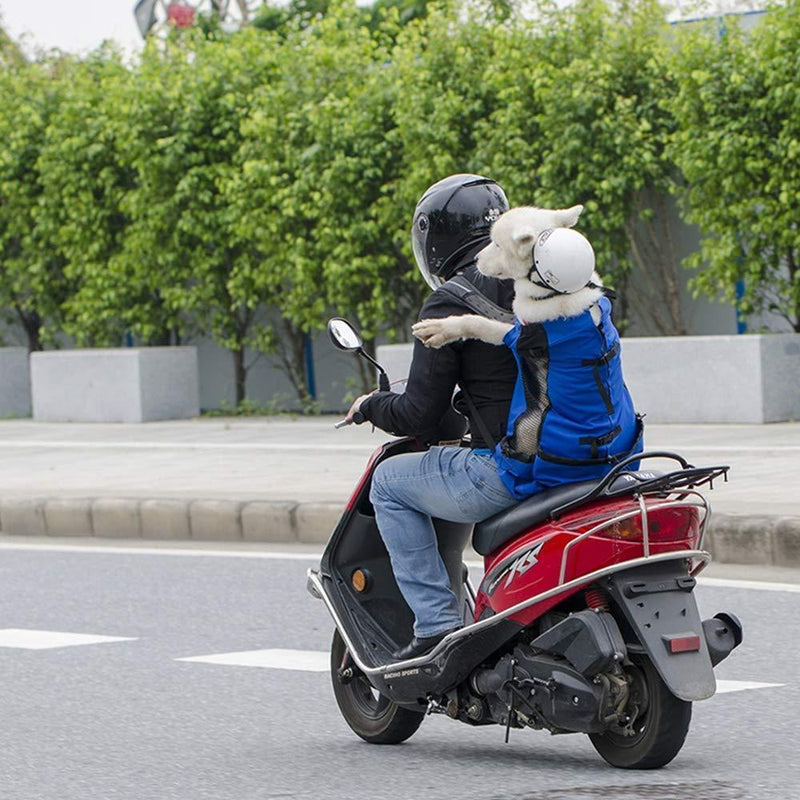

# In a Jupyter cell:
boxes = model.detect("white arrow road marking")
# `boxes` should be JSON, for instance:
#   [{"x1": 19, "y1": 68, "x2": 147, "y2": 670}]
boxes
[
  {"x1": 0, "y1": 628, "x2": 137, "y2": 650},
  {"x1": 715, "y1": 680, "x2": 784, "y2": 694},
  {"x1": 176, "y1": 648, "x2": 329, "y2": 672}
]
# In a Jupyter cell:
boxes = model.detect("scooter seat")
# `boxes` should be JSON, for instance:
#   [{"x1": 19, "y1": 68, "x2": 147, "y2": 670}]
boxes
[{"x1": 472, "y1": 471, "x2": 661, "y2": 556}]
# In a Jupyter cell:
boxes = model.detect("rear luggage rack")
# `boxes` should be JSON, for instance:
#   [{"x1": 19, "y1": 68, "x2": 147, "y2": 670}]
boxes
[{"x1": 550, "y1": 451, "x2": 729, "y2": 520}]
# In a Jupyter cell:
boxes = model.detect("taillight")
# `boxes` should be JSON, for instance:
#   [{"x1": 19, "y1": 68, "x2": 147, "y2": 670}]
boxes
[{"x1": 567, "y1": 505, "x2": 700, "y2": 544}]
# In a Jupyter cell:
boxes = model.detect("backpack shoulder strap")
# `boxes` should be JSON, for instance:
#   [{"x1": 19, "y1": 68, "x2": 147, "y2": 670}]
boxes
[
  {"x1": 586, "y1": 281, "x2": 617, "y2": 301},
  {"x1": 438, "y1": 274, "x2": 514, "y2": 452},
  {"x1": 439, "y1": 275, "x2": 515, "y2": 324},
  {"x1": 454, "y1": 388, "x2": 500, "y2": 452}
]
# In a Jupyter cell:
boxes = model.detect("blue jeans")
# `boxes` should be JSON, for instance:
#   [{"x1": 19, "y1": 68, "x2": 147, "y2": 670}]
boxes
[{"x1": 369, "y1": 446, "x2": 517, "y2": 638}]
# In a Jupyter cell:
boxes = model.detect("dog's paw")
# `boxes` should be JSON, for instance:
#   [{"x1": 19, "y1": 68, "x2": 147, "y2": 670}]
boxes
[{"x1": 412, "y1": 318, "x2": 461, "y2": 349}]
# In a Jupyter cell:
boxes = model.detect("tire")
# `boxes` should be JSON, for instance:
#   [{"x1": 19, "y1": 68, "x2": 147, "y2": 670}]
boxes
[
  {"x1": 589, "y1": 656, "x2": 692, "y2": 769},
  {"x1": 330, "y1": 629, "x2": 425, "y2": 745}
]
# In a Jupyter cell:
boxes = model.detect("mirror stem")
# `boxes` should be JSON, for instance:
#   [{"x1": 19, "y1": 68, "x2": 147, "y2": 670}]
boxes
[{"x1": 358, "y1": 348, "x2": 390, "y2": 392}]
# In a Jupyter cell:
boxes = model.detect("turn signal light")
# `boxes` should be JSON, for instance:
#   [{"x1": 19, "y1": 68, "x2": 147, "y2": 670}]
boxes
[{"x1": 351, "y1": 569, "x2": 370, "y2": 593}]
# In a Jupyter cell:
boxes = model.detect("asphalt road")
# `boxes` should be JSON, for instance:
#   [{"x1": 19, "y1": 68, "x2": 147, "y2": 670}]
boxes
[{"x1": 1, "y1": 541, "x2": 798, "y2": 800}]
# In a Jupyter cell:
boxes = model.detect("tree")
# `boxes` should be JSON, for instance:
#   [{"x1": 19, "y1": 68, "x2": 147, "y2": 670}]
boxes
[
  {"x1": 478, "y1": 0, "x2": 684, "y2": 333},
  {"x1": 391, "y1": 4, "x2": 506, "y2": 217},
  {"x1": 381, "y1": 4, "x2": 510, "y2": 342},
  {"x1": 0, "y1": 57, "x2": 70, "y2": 350},
  {"x1": 0, "y1": 17, "x2": 25, "y2": 67},
  {"x1": 669, "y1": 5, "x2": 800, "y2": 331},
  {"x1": 252, "y1": 0, "x2": 431, "y2": 36},
  {"x1": 233, "y1": 4, "x2": 417, "y2": 397},
  {"x1": 35, "y1": 48, "x2": 139, "y2": 347},
  {"x1": 111, "y1": 27, "x2": 285, "y2": 402}
]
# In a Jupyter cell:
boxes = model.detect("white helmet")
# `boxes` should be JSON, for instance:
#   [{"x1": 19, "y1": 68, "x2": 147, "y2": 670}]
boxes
[{"x1": 531, "y1": 227, "x2": 595, "y2": 294}]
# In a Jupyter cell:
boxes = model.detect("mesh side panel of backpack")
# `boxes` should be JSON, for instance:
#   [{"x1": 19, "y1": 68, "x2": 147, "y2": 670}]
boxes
[{"x1": 511, "y1": 352, "x2": 550, "y2": 457}]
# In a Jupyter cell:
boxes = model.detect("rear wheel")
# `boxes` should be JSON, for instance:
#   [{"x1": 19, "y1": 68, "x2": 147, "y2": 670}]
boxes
[
  {"x1": 330, "y1": 630, "x2": 425, "y2": 744},
  {"x1": 589, "y1": 656, "x2": 692, "y2": 769}
]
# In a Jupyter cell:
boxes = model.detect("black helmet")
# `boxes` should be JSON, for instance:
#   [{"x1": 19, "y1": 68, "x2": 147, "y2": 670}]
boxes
[{"x1": 412, "y1": 173, "x2": 509, "y2": 289}]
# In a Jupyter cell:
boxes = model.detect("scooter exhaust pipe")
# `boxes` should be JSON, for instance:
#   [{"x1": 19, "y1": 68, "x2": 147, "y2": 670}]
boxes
[
  {"x1": 703, "y1": 612, "x2": 743, "y2": 667},
  {"x1": 471, "y1": 666, "x2": 506, "y2": 697}
]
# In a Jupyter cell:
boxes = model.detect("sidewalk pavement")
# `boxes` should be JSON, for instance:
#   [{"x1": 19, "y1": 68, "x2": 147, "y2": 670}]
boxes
[{"x1": 0, "y1": 417, "x2": 798, "y2": 567}]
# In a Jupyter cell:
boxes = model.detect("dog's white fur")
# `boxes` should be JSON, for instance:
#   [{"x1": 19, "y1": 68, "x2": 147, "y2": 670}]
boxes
[{"x1": 412, "y1": 205, "x2": 604, "y2": 348}]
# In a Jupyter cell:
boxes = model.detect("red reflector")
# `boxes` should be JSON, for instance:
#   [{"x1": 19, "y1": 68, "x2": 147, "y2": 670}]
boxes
[{"x1": 664, "y1": 634, "x2": 701, "y2": 653}]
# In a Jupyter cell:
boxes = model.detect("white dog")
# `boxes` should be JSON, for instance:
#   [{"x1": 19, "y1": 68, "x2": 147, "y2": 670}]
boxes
[
  {"x1": 412, "y1": 205, "x2": 604, "y2": 348},
  {"x1": 411, "y1": 204, "x2": 642, "y2": 500}
]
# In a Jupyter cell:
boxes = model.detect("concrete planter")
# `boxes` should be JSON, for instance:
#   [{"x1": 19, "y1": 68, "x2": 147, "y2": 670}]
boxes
[
  {"x1": 621, "y1": 334, "x2": 800, "y2": 424},
  {"x1": 378, "y1": 333, "x2": 800, "y2": 424},
  {"x1": 0, "y1": 348, "x2": 31, "y2": 417},
  {"x1": 31, "y1": 347, "x2": 199, "y2": 423}
]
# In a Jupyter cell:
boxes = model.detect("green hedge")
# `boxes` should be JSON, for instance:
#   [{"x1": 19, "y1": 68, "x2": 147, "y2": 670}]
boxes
[{"x1": 0, "y1": 0, "x2": 797, "y2": 403}]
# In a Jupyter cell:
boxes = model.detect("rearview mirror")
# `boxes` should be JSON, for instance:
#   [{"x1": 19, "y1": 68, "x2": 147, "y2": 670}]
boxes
[{"x1": 327, "y1": 318, "x2": 363, "y2": 351}]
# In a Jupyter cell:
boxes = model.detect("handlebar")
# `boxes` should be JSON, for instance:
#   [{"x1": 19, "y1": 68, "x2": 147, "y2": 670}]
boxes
[{"x1": 334, "y1": 410, "x2": 365, "y2": 429}]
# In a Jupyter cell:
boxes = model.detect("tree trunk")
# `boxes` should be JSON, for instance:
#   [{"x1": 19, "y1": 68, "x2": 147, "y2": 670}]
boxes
[
  {"x1": 223, "y1": 292, "x2": 255, "y2": 408},
  {"x1": 233, "y1": 345, "x2": 247, "y2": 406},
  {"x1": 15, "y1": 307, "x2": 42, "y2": 352},
  {"x1": 648, "y1": 193, "x2": 687, "y2": 335},
  {"x1": 146, "y1": 329, "x2": 172, "y2": 346},
  {"x1": 623, "y1": 191, "x2": 688, "y2": 336},
  {"x1": 273, "y1": 317, "x2": 314, "y2": 410},
  {"x1": 787, "y1": 252, "x2": 800, "y2": 332}
]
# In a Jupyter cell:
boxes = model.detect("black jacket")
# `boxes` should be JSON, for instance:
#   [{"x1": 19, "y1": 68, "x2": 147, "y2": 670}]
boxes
[{"x1": 360, "y1": 266, "x2": 518, "y2": 449}]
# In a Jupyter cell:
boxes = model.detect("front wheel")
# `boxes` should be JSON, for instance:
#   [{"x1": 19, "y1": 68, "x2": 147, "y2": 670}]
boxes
[
  {"x1": 330, "y1": 630, "x2": 425, "y2": 744},
  {"x1": 589, "y1": 656, "x2": 692, "y2": 769}
]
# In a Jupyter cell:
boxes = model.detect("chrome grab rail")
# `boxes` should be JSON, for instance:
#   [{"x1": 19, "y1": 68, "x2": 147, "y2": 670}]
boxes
[
  {"x1": 309, "y1": 480, "x2": 717, "y2": 679},
  {"x1": 307, "y1": 546, "x2": 710, "y2": 678}
]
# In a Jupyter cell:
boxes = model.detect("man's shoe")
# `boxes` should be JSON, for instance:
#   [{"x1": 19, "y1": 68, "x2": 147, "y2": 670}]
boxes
[{"x1": 393, "y1": 627, "x2": 461, "y2": 661}]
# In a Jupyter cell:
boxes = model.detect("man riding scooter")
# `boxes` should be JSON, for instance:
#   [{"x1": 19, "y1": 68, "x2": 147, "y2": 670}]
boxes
[
  {"x1": 319, "y1": 177, "x2": 742, "y2": 768},
  {"x1": 345, "y1": 174, "x2": 521, "y2": 659}
]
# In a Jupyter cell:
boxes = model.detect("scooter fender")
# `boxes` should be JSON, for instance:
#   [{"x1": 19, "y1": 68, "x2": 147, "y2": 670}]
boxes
[{"x1": 604, "y1": 561, "x2": 715, "y2": 702}]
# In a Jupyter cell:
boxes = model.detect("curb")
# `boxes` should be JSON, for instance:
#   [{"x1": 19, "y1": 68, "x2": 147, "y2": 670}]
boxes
[
  {"x1": 0, "y1": 498, "x2": 798, "y2": 568},
  {"x1": 706, "y1": 513, "x2": 800, "y2": 568},
  {"x1": 0, "y1": 497, "x2": 344, "y2": 546}
]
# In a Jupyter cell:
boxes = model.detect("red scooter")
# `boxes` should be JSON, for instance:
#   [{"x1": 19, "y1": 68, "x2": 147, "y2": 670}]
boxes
[{"x1": 307, "y1": 319, "x2": 742, "y2": 769}]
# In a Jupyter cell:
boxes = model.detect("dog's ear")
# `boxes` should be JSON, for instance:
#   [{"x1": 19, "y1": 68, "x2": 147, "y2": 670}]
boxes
[
  {"x1": 553, "y1": 204, "x2": 584, "y2": 229},
  {"x1": 512, "y1": 227, "x2": 537, "y2": 248}
]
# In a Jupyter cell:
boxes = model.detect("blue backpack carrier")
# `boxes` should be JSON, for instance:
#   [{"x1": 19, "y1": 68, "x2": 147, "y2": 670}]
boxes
[{"x1": 493, "y1": 296, "x2": 643, "y2": 500}]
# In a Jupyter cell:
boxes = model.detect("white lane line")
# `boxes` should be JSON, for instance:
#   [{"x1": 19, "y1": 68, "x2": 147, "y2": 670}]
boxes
[
  {"x1": 0, "y1": 440, "x2": 376, "y2": 452},
  {"x1": 651, "y1": 445, "x2": 800, "y2": 453},
  {"x1": 715, "y1": 680, "x2": 784, "y2": 694},
  {"x1": 0, "y1": 628, "x2": 137, "y2": 650},
  {"x1": 2, "y1": 542, "x2": 800, "y2": 594},
  {"x1": 4, "y1": 440, "x2": 800, "y2": 453},
  {"x1": 0, "y1": 542, "x2": 326, "y2": 560},
  {"x1": 698, "y1": 577, "x2": 800, "y2": 594},
  {"x1": 176, "y1": 648, "x2": 328, "y2": 672}
]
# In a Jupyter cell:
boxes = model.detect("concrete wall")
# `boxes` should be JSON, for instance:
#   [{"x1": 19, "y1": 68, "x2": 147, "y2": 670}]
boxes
[
  {"x1": 0, "y1": 348, "x2": 31, "y2": 418},
  {"x1": 193, "y1": 329, "x2": 367, "y2": 413},
  {"x1": 31, "y1": 347, "x2": 199, "y2": 423}
]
